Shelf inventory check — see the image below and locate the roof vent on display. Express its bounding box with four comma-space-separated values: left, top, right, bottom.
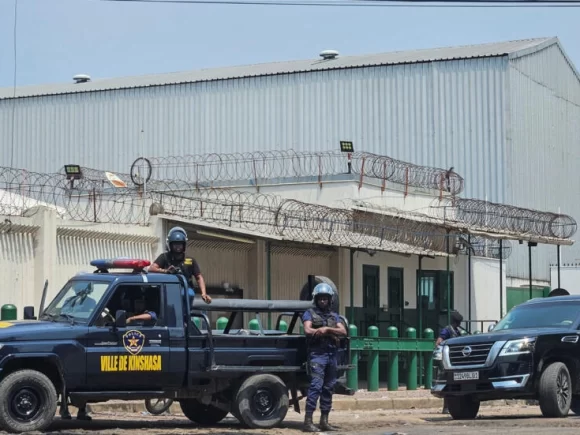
319, 49, 339, 60
73, 74, 91, 84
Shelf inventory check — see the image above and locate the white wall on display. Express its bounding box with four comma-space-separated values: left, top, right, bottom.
550, 266, 580, 294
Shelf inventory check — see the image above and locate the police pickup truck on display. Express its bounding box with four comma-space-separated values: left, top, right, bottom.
431, 295, 580, 420
0, 258, 353, 434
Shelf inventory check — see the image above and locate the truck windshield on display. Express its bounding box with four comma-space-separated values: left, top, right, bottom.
41, 280, 110, 323
493, 301, 580, 331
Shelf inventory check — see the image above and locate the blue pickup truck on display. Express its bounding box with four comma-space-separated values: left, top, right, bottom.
0, 258, 353, 433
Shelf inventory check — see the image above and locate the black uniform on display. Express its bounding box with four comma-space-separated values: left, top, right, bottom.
154, 252, 201, 287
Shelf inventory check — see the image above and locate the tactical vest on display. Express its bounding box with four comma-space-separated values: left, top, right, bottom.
307, 309, 338, 349
309, 308, 338, 329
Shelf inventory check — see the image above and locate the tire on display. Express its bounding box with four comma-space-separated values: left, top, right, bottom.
179, 399, 229, 425
447, 395, 480, 420
0, 369, 57, 433
538, 362, 572, 418
145, 398, 174, 415
300, 276, 340, 313
233, 374, 289, 429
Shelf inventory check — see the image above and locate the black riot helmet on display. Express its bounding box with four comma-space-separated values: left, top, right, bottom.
166, 227, 188, 257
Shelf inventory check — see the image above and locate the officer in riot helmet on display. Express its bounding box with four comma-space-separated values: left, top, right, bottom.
149, 227, 212, 304
301, 283, 347, 432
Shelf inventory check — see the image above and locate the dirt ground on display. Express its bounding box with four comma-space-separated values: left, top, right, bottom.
26, 404, 580, 434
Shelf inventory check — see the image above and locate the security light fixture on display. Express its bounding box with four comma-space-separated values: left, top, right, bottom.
339, 141, 354, 153
64, 164, 83, 188
340, 141, 354, 174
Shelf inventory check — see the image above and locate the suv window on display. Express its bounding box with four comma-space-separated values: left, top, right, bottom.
42, 280, 110, 323
494, 301, 580, 330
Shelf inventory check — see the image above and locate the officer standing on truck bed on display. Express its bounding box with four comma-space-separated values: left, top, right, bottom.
149, 227, 212, 304
436, 310, 464, 414
301, 283, 346, 432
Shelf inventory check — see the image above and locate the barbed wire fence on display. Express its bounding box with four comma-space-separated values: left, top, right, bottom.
130, 150, 465, 196
0, 163, 575, 259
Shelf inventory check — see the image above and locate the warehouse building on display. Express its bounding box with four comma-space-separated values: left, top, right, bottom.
0, 37, 578, 328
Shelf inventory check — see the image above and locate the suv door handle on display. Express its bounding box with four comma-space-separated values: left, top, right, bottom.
561, 336, 579, 343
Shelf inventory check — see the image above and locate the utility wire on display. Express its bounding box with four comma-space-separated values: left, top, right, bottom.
100, 0, 580, 7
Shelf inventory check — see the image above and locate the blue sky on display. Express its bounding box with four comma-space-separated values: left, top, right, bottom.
0, 0, 578, 88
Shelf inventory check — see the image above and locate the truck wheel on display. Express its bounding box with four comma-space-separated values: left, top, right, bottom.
0, 369, 57, 433
539, 362, 572, 417
179, 399, 229, 425
447, 396, 480, 420
234, 374, 289, 429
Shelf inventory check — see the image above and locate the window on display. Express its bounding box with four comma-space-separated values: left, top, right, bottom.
494, 301, 580, 331
94, 284, 164, 328
42, 280, 111, 323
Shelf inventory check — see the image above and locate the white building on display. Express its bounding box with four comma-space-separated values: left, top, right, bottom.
0, 37, 577, 334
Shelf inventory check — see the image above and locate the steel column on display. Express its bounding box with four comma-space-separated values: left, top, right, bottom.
499, 239, 503, 318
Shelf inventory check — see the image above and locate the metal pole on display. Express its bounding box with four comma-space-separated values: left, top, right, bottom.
467, 235, 472, 333
417, 255, 423, 386
557, 245, 561, 288
528, 242, 533, 300
350, 249, 355, 325
499, 239, 503, 318
446, 232, 451, 327
266, 241, 272, 329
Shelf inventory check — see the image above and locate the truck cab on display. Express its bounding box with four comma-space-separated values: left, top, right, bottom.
0, 258, 353, 433
431, 295, 580, 420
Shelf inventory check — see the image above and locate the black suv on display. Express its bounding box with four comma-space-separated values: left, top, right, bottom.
431, 295, 580, 419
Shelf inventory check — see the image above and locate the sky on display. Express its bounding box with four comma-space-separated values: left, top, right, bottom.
0, 0, 579, 88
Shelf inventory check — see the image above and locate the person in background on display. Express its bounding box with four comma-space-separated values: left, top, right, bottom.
436, 310, 464, 414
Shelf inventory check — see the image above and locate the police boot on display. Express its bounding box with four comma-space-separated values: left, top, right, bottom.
302, 414, 318, 432
319, 412, 339, 431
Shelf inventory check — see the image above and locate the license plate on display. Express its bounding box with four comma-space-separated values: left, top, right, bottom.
453, 371, 479, 381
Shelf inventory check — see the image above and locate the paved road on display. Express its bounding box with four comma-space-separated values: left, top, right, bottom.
32, 405, 580, 434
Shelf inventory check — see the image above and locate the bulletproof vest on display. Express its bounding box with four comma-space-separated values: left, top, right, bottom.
309, 309, 338, 329
307, 308, 338, 349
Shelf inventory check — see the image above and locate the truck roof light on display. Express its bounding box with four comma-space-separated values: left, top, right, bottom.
90, 258, 151, 271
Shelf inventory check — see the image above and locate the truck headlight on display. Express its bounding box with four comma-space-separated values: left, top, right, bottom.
433, 345, 443, 361
499, 338, 536, 356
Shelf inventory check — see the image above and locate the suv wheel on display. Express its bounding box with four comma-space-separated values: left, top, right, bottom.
0, 369, 57, 433
446, 395, 480, 420
538, 362, 572, 417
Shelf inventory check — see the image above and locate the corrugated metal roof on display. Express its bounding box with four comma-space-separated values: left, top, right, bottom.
0, 37, 557, 100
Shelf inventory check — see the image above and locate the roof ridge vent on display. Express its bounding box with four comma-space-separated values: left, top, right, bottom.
73, 74, 91, 84
319, 49, 339, 60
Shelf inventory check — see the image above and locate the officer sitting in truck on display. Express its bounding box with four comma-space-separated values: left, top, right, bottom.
301, 283, 346, 432
149, 227, 212, 304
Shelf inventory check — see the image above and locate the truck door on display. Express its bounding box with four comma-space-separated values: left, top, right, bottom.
86, 283, 170, 389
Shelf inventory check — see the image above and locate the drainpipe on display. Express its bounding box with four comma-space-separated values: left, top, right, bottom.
446, 231, 451, 327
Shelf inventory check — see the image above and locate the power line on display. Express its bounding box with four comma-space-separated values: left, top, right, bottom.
100, 0, 580, 7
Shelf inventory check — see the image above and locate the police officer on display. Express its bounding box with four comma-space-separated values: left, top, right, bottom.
301, 283, 346, 432
149, 227, 212, 304
436, 310, 464, 414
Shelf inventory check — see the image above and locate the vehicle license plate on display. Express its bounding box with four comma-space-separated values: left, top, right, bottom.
453, 371, 479, 381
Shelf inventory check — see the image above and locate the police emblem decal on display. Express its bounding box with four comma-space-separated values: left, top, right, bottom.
123, 330, 145, 355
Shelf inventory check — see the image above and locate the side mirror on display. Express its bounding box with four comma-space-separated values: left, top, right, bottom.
115, 310, 127, 328
23, 306, 36, 320
488, 323, 496, 332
